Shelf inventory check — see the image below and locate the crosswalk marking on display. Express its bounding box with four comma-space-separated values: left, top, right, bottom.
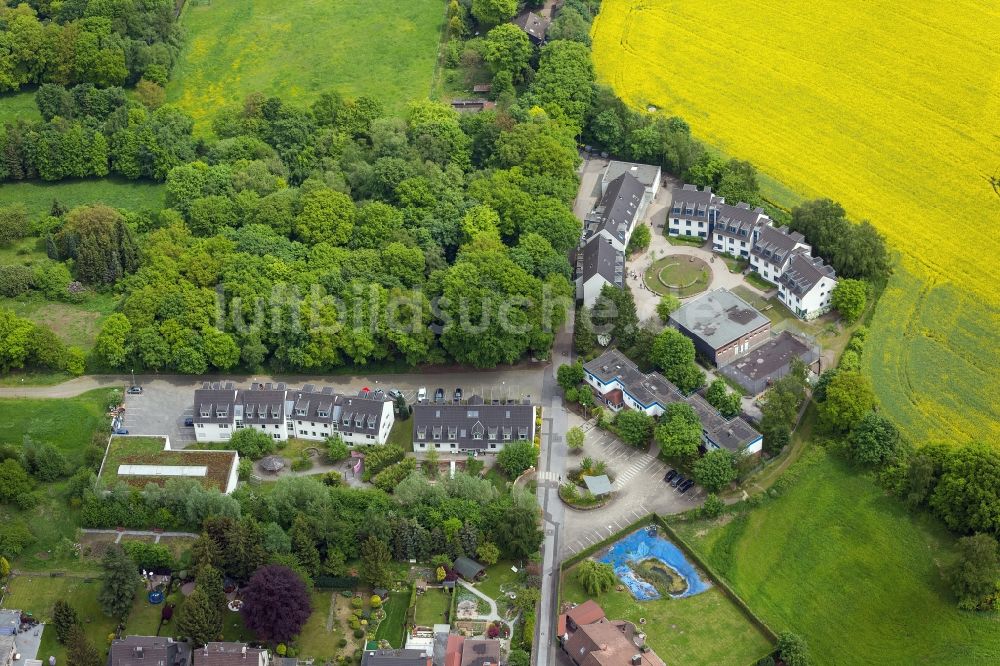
537, 471, 559, 482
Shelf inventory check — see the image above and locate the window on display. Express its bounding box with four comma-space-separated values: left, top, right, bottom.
272, 434, 280, 439
197, 423, 203, 429
220, 424, 229, 429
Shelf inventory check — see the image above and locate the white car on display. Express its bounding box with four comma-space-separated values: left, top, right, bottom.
417, 387, 427, 402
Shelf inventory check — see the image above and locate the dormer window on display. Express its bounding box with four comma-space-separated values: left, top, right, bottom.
447, 426, 457, 440
417, 427, 426, 440
503, 427, 512, 441
200, 404, 211, 418
216, 407, 228, 418
367, 415, 376, 429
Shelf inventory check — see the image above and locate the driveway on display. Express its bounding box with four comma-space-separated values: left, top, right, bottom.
558, 414, 704, 559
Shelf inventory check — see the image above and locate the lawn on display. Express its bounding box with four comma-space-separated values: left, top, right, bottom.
0, 90, 40, 125
0, 178, 165, 218
413, 587, 452, 626
0, 388, 113, 461
561, 563, 773, 664
4, 573, 118, 665
672, 448, 1000, 664
296, 591, 344, 661
642, 255, 711, 297
591, 0, 1000, 448
374, 591, 409, 648
167, 0, 447, 132
474, 561, 519, 602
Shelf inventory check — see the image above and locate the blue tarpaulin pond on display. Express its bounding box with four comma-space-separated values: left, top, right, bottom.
598, 527, 712, 600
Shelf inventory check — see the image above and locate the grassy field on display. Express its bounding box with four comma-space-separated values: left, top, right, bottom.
475, 561, 520, 602
591, 0, 1000, 446
561, 562, 773, 664
0, 90, 40, 125
672, 448, 1000, 664
0, 178, 165, 217
643, 255, 710, 297
0, 388, 112, 460
0, 292, 119, 351
4, 574, 119, 664
168, 0, 446, 132
296, 591, 345, 660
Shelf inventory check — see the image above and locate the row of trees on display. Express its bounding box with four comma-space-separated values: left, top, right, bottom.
0, 1, 179, 93
1, 97, 195, 181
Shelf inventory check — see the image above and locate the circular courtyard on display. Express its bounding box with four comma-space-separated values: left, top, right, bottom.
642, 255, 712, 297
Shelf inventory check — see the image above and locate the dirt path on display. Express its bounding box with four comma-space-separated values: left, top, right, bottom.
325, 592, 337, 632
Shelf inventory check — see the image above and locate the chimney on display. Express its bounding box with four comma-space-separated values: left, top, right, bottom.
631, 656, 641, 666
135, 647, 143, 659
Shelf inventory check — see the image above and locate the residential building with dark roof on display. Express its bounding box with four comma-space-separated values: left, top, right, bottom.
749, 225, 810, 284
108, 636, 190, 666
512, 10, 549, 44
584, 172, 645, 253
777, 252, 838, 319
412, 398, 536, 454
444, 637, 500, 666
558, 601, 664, 666
601, 161, 661, 222
667, 184, 722, 240
712, 202, 771, 257
360, 649, 429, 666
576, 237, 625, 308
583, 348, 763, 454
194, 643, 268, 666
669, 288, 771, 366
194, 383, 394, 445
192, 383, 239, 443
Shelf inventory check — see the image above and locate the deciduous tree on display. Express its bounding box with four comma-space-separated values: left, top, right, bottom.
654, 403, 701, 462
575, 559, 617, 596
692, 449, 737, 493
948, 533, 1000, 610
832, 279, 867, 324
497, 440, 537, 477
614, 410, 654, 448
241, 565, 313, 643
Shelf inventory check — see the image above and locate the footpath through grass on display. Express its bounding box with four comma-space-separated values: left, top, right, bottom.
168, 0, 446, 132
673, 448, 1000, 664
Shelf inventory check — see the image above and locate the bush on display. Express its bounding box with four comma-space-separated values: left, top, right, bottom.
0, 265, 34, 297
701, 494, 725, 518
20, 438, 68, 481
228, 428, 275, 460
496, 440, 537, 477
326, 435, 350, 462
353, 628, 364, 639
338, 639, 348, 648
122, 541, 174, 571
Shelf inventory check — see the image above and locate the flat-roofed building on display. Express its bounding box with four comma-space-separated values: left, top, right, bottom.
669, 288, 771, 366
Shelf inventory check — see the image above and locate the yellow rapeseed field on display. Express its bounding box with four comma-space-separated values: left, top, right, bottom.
592, 0, 1000, 445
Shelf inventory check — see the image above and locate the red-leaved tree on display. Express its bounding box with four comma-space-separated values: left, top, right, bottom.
240, 565, 312, 642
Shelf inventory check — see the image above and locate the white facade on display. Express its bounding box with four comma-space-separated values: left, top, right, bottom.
668, 215, 711, 239
713, 231, 757, 258
195, 421, 233, 442
291, 399, 394, 445
778, 274, 837, 320
749, 243, 809, 284
579, 273, 611, 309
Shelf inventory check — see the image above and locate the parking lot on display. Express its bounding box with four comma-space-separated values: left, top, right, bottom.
120, 367, 544, 449
559, 417, 704, 558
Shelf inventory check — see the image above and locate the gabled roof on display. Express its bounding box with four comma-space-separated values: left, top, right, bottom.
580, 238, 625, 286
714, 202, 769, 239
193, 387, 238, 424
567, 600, 606, 627
593, 173, 644, 243
513, 11, 549, 41
413, 403, 534, 451
108, 636, 189, 666
583, 348, 761, 452
458, 640, 500, 666
750, 225, 808, 266
670, 183, 721, 211
193, 642, 264, 666
779, 251, 837, 296
361, 650, 429, 666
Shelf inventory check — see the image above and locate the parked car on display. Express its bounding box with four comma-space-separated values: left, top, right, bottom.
417, 387, 427, 402
126, 386, 142, 395
671, 474, 685, 488
373, 388, 385, 400
453, 387, 463, 402
114, 428, 129, 435
434, 388, 445, 402
184, 417, 194, 427
387, 389, 403, 400
679, 479, 696, 494
664, 469, 677, 483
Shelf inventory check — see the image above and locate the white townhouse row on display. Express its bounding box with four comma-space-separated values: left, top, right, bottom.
669, 184, 838, 319
193, 381, 394, 445
583, 348, 763, 455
